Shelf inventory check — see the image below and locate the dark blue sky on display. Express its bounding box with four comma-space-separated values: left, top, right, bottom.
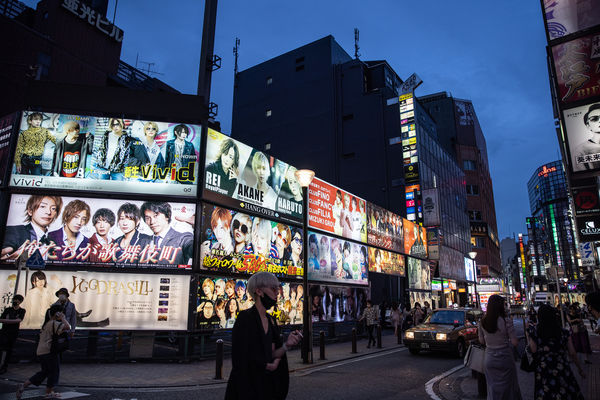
27, 0, 561, 241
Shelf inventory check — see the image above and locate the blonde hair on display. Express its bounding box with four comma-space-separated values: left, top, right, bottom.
247, 272, 279, 301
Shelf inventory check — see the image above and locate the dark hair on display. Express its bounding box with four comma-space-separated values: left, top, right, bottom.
584, 104, 600, 125
30, 271, 47, 288
118, 203, 141, 224
481, 294, 506, 333
48, 304, 63, 317
140, 202, 172, 223
93, 208, 116, 226
586, 291, 600, 313
12, 294, 24, 302
537, 304, 562, 342
366, 299, 373, 306
309, 234, 317, 247
173, 124, 190, 137
414, 302, 421, 309
26, 112, 43, 124
343, 241, 351, 253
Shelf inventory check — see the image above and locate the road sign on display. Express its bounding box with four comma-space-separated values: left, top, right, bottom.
25, 250, 45, 270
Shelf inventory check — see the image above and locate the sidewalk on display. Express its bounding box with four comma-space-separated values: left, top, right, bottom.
0, 332, 404, 389
437, 328, 600, 400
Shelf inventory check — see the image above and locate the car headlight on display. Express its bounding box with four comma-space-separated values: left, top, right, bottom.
405, 331, 414, 339
436, 333, 447, 341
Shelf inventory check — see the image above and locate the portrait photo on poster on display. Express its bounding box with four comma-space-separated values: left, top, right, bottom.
10, 111, 202, 196
199, 204, 304, 279
308, 284, 369, 322
0, 194, 195, 269
366, 202, 404, 252
564, 101, 600, 173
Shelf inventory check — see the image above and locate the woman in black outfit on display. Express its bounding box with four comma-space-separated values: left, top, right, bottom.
225, 272, 302, 400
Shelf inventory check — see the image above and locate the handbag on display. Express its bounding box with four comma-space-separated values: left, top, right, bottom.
520, 346, 537, 372
464, 343, 485, 373
50, 323, 69, 354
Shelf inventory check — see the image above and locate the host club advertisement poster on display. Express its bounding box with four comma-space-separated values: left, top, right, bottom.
203, 129, 303, 223
366, 202, 403, 252
1, 194, 195, 269
0, 269, 189, 330
407, 256, 431, 291
564, 101, 600, 173
308, 177, 367, 243
368, 247, 405, 276
200, 204, 303, 279
10, 111, 202, 196
404, 219, 428, 259
306, 231, 368, 286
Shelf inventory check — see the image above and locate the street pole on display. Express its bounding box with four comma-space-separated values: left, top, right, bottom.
551, 267, 566, 327
301, 185, 311, 364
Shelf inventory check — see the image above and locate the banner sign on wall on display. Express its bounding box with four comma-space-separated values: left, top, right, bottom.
199, 204, 303, 278
407, 256, 431, 290
367, 247, 405, 276
0, 269, 189, 330
309, 284, 369, 322
542, 0, 600, 41
306, 231, 368, 285
422, 188, 441, 226
564, 102, 600, 172
366, 202, 403, 252
0, 113, 18, 187
1, 194, 195, 269
196, 276, 303, 330
204, 129, 302, 223
576, 215, 600, 242
404, 219, 428, 259
464, 257, 477, 282
409, 290, 432, 309
10, 111, 202, 196
573, 186, 600, 215
308, 178, 367, 243
551, 32, 600, 104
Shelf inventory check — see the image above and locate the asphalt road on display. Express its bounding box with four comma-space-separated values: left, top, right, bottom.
0, 346, 463, 399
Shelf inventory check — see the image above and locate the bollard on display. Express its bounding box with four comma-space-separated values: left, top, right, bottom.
319, 331, 326, 360
351, 328, 357, 354
215, 339, 224, 380
397, 329, 402, 345
377, 324, 382, 348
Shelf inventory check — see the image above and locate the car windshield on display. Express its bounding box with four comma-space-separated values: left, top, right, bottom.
429, 310, 464, 325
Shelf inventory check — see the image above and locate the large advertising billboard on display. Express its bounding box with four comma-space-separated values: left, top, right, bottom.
10, 111, 202, 196
564, 101, 600, 172
551, 32, 600, 104
1, 194, 195, 269
366, 202, 403, 252
308, 178, 367, 243
199, 204, 303, 279
204, 129, 302, 222
195, 276, 303, 330
407, 256, 431, 290
0, 113, 18, 187
306, 231, 368, 285
543, 0, 600, 41
0, 269, 189, 330
367, 247, 405, 276
464, 257, 477, 282
309, 284, 369, 322
422, 188, 441, 227
404, 219, 428, 259
409, 290, 433, 309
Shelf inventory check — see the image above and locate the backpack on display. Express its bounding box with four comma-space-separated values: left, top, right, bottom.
50, 322, 69, 354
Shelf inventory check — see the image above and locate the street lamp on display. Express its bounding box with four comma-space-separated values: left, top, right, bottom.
295, 169, 314, 364
468, 251, 479, 308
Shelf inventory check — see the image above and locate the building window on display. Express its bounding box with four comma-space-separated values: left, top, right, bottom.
265, 109, 272, 117
295, 65, 305, 72
466, 184, 479, 195
36, 52, 51, 79
463, 160, 476, 170
342, 114, 354, 121
266, 76, 273, 85
474, 237, 486, 248
469, 210, 482, 221
295, 56, 305, 63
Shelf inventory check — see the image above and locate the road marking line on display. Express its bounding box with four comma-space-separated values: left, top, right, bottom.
425, 364, 465, 400
0, 390, 89, 399
294, 348, 407, 377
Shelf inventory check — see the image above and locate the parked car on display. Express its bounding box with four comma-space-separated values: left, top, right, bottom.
403, 308, 482, 357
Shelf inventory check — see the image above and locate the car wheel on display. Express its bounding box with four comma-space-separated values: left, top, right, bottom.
409, 347, 421, 355
455, 339, 466, 358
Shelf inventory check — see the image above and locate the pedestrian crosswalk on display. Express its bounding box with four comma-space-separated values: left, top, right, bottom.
0, 390, 89, 399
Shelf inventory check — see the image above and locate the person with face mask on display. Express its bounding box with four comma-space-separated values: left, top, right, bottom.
51, 288, 77, 337
0, 295, 25, 374
225, 272, 302, 400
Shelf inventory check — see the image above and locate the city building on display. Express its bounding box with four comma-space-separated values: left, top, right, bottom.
419, 93, 501, 278
231, 35, 471, 306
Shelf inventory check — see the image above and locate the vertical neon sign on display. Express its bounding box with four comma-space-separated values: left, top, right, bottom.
518, 233, 527, 291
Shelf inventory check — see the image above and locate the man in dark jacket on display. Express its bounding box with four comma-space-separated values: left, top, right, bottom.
0, 295, 25, 373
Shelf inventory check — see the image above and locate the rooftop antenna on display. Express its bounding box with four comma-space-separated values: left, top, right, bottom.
233, 37, 240, 77
354, 28, 360, 59
135, 54, 164, 76
112, 0, 118, 25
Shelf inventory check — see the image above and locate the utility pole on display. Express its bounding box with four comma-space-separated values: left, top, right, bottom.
197, 0, 221, 118
354, 28, 360, 59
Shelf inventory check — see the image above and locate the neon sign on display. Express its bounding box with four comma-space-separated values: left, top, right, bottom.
538, 165, 557, 177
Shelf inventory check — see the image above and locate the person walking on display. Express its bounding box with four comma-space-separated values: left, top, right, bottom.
390, 302, 402, 342
225, 272, 301, 400
0, 295, 25, 374
477, 294, 522, 400
567, 304, 592, 365
527, 304, 585, 399
359, 300, 378, 348
16, 304, 71, 399
52, 288, 77, 338
411, 302, 425, 326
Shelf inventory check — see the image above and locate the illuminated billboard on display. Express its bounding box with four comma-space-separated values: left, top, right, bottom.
0, 113, 18, 187
309, 284, 369, 322
306, 231, 368, 285
404, 219, 428, 259
563, 101, 600, 172
199, 204, 303, 279
0, 269, 189, 330
367, 247, 405, 276
407, 256, 431, 290
366, 202, 403, 252
203, 129, 302, 222
10, 111, 202, 195
542, 0, 600, 41
464, 257, 477, 282
308, 177, 367, 243
1, 194, 195, 269
195, 276, 303, 330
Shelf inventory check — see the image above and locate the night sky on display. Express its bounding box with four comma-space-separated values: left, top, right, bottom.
25, 0, 560, 242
